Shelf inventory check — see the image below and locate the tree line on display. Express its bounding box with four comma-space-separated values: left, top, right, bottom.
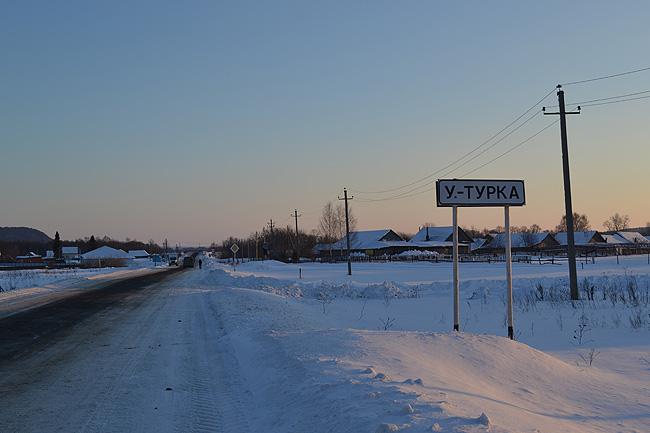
212, 200, 357, 261
212, 208, 646, 261
0, 233, 164, 262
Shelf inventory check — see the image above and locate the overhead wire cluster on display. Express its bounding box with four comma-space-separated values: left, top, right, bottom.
350, 87, 559, 203
348, 66, 650, 204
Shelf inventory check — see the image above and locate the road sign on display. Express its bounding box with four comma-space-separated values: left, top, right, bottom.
436, 179, 525, 207
230, 244, 239, 253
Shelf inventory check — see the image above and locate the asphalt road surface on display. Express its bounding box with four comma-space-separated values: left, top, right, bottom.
0, 268, 250, 433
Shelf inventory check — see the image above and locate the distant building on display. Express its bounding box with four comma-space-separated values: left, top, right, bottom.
46, 246, 81, 262
15, 252, 43, 264
81, 246, 135, 267
477, 232, 559, 254
408, 226, 473, 255
325, 230, 410, 257
128, 250, 150, 259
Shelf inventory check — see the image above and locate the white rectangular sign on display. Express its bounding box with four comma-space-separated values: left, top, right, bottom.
436, 179, 525, 207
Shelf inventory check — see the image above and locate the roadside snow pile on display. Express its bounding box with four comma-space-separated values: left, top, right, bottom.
0, 268, 89, 292
200, 267, 416, 300
396, 250, 439, 258
214, 281, 650, 433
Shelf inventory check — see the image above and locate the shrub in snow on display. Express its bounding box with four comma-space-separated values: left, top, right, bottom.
379, 316, 395, 331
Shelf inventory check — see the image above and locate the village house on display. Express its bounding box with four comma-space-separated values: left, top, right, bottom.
81, 246, 135, 268
476, 232, 559, 254
408, 226, 473, 255
322, 230, 410, 258
552, 231, 608, 255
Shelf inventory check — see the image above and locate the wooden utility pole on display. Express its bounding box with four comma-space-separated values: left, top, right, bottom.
268, 219, 276, 260
544, 85, 580, 300
338, 188, 353, 275
292, 209, 301, 262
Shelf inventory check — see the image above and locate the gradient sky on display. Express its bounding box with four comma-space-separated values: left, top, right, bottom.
2, 1, 649, 247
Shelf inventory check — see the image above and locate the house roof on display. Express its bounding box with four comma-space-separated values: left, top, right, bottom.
471, 238, 489, 250
81, 246, 135, 259
331, 230, 408, 251
554, 231, 604, 245
409, 226, 472, 246
16, 252, 41, 259
613, 231, 650, 244
410, 226, 456, 243
483, 232, 558, 249
602, 235, 624, 244
128, 250, 150, 257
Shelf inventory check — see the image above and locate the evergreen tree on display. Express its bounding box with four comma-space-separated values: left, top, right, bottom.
53, 231, 62, 259
88, 235, 97, 251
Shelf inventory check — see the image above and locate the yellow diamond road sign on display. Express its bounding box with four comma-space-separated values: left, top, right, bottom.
230, 244, 239, 253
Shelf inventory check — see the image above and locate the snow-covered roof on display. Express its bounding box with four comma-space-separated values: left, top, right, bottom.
602, 235, 624, 244
128, 250, 150, 258
410, 226, 454, 243
613, 231, 650, 244
81, 246, 135, 259
409, 226, 473, 244
554, 231, 604, 245
331, 230, 408, 251
16, 252, 41, 259
484, 232, 557, 249
471, 238, 489, 250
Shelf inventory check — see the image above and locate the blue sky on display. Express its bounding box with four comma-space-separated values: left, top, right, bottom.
2, 1, 649, 246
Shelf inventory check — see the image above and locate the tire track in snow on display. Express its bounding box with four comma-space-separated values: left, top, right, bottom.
174, 285, 251, 433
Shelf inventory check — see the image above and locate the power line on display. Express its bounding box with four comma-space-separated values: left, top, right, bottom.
355, 103, 549, 202
349, 87, 557, 195
439, 108, 542, 179
459, 119, 558, 178
562, 66, 650, 86
545, 89, 650, 109
355, 119, 560, 203
580, 94, 650, 107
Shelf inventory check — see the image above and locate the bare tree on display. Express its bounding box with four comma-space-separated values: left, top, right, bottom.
318, 201, 357, 257
603, 213, 630, 232
521, 232, 539, 249
555, 213, 591, 233
318, 201, 338, 257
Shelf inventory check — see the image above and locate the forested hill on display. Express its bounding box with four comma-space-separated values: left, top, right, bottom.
0, 227, 52, 243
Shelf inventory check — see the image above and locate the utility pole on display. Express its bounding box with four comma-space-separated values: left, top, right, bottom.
292, 209, 301, 262
544, 85, 581, 300
268, 219, 276, 260
338, 188, 353, 276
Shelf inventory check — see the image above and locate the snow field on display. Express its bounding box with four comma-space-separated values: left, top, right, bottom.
192, 257, 650, 432
2, 256, 649, 431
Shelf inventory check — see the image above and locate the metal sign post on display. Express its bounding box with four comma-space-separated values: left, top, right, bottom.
452, 206, 459, 332
230, 244, 239, 271
437, 179, 525, 340
505, 206, 514, 340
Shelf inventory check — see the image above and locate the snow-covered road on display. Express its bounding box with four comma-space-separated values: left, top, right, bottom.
0, 269, 251, 432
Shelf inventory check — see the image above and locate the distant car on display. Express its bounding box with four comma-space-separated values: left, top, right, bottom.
169, 258, 177, 266
182, 256, 195, 268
